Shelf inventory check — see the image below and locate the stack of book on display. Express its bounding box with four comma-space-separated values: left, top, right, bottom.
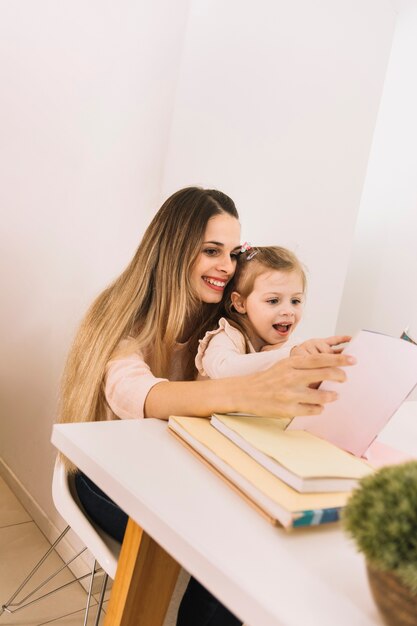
168, 330, 417, 529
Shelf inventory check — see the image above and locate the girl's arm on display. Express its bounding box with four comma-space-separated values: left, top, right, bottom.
199, 330, 296, 378
144, 352, 355, 420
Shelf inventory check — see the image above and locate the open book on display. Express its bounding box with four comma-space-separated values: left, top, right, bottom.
287, 329, 417, 456
169, 415, 350, 529
211, 413, 372, 492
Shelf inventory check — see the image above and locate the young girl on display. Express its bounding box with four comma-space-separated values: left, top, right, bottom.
196, 245, 350, 379
59, 188, 354, 626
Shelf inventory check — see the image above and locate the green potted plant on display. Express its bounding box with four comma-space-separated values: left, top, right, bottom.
343, 461, 417, 626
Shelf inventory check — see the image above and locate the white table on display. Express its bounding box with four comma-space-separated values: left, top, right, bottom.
51, 401, 417, 626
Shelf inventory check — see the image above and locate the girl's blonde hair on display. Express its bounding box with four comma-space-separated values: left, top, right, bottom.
59, 187, 238, 429
224, 246, 306, 352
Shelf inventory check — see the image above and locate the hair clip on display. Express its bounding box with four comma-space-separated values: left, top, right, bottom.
240, 242, 258, 260
240, 241, 253, 253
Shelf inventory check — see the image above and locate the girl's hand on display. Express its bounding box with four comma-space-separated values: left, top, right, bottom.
290, 335, 351, 356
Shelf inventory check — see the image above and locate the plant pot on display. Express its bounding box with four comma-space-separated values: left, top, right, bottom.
366, 563, 417, 626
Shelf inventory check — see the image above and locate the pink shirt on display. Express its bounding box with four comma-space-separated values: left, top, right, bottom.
195, 317, 300, 379
104, 338, 189, 420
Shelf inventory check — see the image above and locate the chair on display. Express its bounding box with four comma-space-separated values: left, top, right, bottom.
0, 458, 121, 625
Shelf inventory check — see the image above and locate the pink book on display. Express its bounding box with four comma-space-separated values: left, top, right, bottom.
286, 330, 417, 457
363, 440, 412, 469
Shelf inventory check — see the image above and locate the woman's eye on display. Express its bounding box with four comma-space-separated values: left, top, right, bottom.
203, 248, 219, 256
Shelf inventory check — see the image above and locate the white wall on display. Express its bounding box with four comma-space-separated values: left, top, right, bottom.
0, 0, 190, 528
0, 1, 400, 537
162, 0, 395, 338
336, 0, 417, 339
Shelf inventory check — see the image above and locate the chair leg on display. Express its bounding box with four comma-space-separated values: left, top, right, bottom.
93, 571, 109, 626
83, 559, 98, 626
0, 525, 91, 615
0, 524, 110, 625
0, 525, 71, 615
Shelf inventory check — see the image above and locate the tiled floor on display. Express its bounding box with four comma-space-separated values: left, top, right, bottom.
0, 476, 189, 626
0, 476, 106, 625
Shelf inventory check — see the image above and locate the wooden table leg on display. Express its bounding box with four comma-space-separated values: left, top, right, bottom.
104, 517, 181, 626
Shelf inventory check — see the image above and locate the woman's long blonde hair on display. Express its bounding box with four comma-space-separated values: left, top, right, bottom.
224, 246, 306, 352
59, 187, 238, 427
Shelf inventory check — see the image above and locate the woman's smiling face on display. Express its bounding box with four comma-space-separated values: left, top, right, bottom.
191, 212, 241, 304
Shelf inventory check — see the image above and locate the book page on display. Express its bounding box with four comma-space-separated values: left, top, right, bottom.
287, 330, 417, 456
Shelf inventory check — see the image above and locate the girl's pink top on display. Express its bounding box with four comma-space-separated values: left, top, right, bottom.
195, 317, 300, 379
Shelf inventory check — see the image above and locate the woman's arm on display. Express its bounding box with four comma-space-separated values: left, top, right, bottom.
145, 352, 355, 420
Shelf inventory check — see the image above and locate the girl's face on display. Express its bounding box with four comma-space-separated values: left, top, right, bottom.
232, 269, 304, 350
191, 213, 241, 304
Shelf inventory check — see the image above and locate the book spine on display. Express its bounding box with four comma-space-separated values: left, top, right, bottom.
293, 507, 343, 528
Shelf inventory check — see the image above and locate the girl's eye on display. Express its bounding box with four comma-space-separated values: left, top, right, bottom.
291, 299, 302, 305
267, 298, 279, 305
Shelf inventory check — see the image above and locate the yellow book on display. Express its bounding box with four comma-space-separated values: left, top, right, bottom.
168, 416, 352, 529
211, 413, 372, 493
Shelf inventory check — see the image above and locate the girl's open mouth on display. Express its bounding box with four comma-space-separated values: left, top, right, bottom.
273, 323, 292, 336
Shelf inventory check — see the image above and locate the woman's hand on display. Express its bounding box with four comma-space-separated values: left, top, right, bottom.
290, 335, 351, 356
241, 352, 356, 419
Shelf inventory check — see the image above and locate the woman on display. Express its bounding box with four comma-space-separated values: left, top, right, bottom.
59, 186, 353, 625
